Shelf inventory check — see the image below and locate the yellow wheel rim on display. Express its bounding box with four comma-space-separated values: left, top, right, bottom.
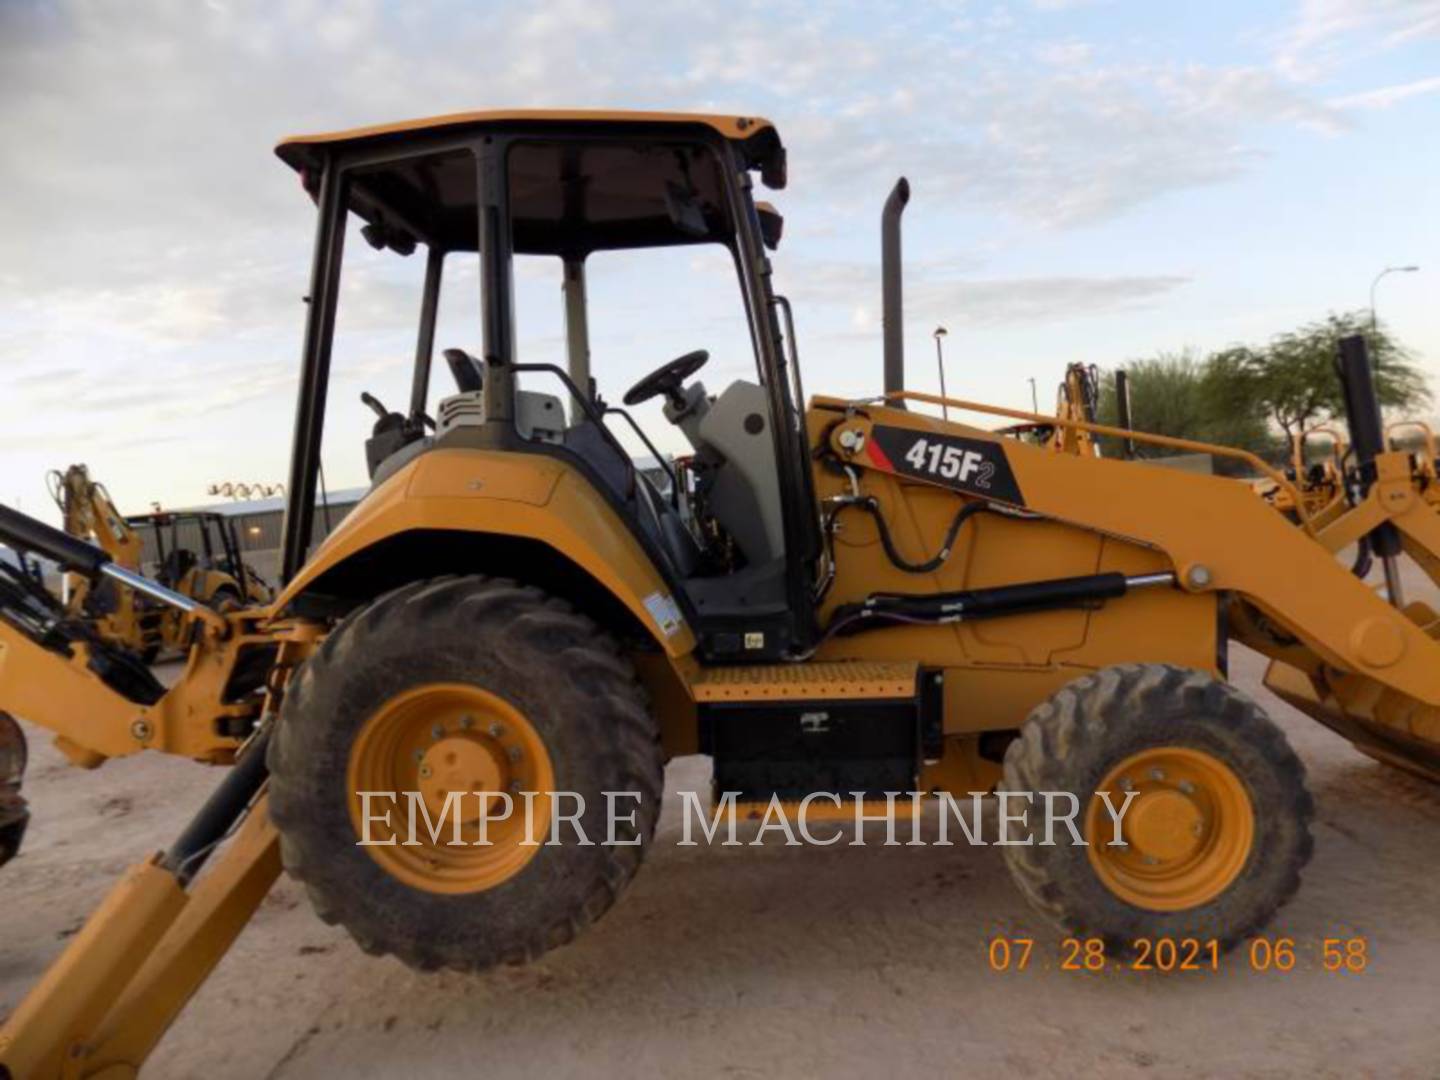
1085, 747, 1253, 912
346, 683, 554, 895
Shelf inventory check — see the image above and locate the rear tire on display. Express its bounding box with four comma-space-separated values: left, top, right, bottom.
1001, 663, 1313, 953
268, 575, 663, 972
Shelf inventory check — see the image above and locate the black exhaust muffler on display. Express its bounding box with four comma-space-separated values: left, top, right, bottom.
882, 177, 910, 407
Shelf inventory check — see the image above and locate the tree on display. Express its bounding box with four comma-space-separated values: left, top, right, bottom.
1197, 345, 1272, 451
1096, 350, 1271, 459
1095, 310, 1429, 469
1249, 311, 1429, 442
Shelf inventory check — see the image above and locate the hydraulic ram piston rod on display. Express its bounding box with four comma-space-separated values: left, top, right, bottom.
100, 563, 202, 615
0, 502, 226, 632
827, 571, 1178, 640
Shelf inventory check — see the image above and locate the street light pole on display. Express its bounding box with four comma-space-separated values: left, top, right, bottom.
1027, 377, 1039, 414
1370, 265, 1419, 332
933, 327, 949, 421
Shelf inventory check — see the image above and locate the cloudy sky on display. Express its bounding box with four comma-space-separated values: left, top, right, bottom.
2, 0, 1437, 522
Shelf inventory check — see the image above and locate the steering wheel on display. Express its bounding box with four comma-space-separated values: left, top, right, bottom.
623, 349, 709, 408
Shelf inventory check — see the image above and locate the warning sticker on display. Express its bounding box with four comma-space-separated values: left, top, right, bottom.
642, 591, 685, 637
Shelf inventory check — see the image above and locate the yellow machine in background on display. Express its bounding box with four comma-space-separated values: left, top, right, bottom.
993, 362, 1104, 456
1253, 427, 1348, 524
46, 466, 271, 660
1049, 362, 1103, 456
1387, 420, 1440, 500
126, 510, 273, 649
46, 465, 158, 657
4, 110, 1440, 1075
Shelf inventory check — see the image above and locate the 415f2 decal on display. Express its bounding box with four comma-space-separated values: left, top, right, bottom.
865, 425, 1026, 506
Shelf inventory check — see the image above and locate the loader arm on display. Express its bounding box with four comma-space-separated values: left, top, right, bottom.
823, 397, 1440, 715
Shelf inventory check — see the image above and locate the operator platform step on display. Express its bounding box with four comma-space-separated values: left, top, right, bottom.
689, 660, 920, 703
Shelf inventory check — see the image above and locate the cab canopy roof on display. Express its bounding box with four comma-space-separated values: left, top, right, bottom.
275, 109, 785, 257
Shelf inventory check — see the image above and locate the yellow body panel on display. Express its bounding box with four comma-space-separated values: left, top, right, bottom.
822, 402, 1440, 714
809, 405, 1217, 738
274, 448, 697, 658
277, 108, 775, 160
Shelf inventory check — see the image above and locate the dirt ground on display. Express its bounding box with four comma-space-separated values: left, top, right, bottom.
5, 637, 1440, 1077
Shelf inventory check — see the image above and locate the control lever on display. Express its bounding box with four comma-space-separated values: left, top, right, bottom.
361, 391, 389, 420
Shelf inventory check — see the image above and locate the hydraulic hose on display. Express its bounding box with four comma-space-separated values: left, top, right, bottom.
827, 495, 989, 575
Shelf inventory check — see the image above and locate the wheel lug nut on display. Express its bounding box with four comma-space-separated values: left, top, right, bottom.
1118, 777, 1134, 792
1142, 855, 1158, 866
489, 723, 504, 738
1149, 767, 1165, 782
413, 750, 425, 762
419, 764, 433, 779
508, 747, 522, 762
460, 714, 474, 729
431, 724, 444, 739
1178, 780, 1195, 794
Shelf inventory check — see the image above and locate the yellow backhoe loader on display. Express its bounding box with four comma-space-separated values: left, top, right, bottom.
1252, 427, 1348, 524
125, 509, 273, 646
994, 361, 1104, 456
45, 465, 162, 659
5, 109, 1440, 1076
45, 466, 271, 660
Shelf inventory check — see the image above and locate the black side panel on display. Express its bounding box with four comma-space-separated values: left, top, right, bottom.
701, 697, 920, 800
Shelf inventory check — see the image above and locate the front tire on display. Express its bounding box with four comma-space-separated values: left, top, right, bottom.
1001, 663, 1313, 953
268, 575, 663, 972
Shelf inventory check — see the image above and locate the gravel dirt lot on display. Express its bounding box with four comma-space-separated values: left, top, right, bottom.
4, 634, 1440, 1077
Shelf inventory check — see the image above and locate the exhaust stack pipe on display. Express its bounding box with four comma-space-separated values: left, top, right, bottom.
882, 177, 910, 407
1115, 369, 1136, 459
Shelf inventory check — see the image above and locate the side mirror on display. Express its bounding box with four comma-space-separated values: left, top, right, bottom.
360, 219, 417, 257
756, 201, 784, 250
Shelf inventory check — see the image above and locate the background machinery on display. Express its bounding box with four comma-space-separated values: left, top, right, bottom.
46, 466, 271, 660
3, 109, 1440, 1074
126, 509, 272, 648
46, 465, 160, 659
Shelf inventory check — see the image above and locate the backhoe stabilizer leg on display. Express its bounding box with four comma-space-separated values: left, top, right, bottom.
0, 738, 276, 1079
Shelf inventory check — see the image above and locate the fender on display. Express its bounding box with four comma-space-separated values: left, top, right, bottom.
273, 448, 697, 657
